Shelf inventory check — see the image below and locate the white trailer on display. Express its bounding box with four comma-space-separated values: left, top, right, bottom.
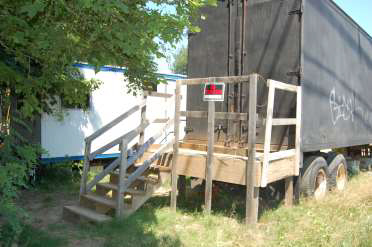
41, 64, 186, 163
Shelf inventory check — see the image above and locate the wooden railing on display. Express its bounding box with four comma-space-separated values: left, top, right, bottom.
79, 91, 177, 217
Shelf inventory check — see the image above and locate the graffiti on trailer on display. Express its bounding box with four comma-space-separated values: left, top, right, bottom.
329, 88, 354, 125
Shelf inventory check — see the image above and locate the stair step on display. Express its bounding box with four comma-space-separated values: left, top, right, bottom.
97, 183, 146, 195
63, 205, 112, 223
82, 193, 117, 208
110, 173, 159, 184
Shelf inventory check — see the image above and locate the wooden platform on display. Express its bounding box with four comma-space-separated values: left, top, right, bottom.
145, 143, 296, 187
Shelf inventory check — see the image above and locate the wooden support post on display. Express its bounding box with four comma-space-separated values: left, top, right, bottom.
295, 87, 302, 176
205, 101, 215, 214
246, 74, 259, 225
261, 80, 275, 187
117, 140, 128, 217
79, 141, 91, 197
171, 81, 181, 211
139, 95, 147, 147
284, 176, 293, 207
294, 173, 301, 205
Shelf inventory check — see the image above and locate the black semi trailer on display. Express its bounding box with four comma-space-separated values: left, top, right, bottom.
186, 0, 371, 197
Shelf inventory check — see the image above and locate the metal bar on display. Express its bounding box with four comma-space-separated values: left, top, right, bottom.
272, 118, 297, 126
85, 100, 145, 142
205, 101, 215, 214
171, 81, 181, 211
246, 74, 259, 225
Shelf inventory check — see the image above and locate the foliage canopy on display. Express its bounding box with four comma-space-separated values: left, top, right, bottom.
170, 45, 188, 75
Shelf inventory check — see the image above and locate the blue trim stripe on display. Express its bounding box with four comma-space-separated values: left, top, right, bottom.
41, 153, 120, 164
73, 64, 186, 82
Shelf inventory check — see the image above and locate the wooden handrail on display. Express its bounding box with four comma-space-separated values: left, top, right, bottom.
85, 100, 146, 142
89, 120, 149, 160
181, 111, 248, 121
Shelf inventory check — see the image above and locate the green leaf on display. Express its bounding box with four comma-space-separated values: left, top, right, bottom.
20, 1, 46, 18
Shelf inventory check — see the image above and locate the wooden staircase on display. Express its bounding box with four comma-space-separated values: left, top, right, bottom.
63, 92, 176, 223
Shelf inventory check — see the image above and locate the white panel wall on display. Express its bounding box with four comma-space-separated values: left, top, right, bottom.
41, 67, 186, 159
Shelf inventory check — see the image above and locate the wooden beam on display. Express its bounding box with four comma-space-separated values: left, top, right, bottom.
285, 176, 294, 207
267, 149, 296, 161
246, 74, 259, 225
181, 111, 248, 121
117, 140, 128, 217
85, 101, 145, 142
139, 96, 147, 147
295, 87, 302, 175
171, 81, 181, 211
153, 118, 169, 123
144, 91, 173, 98
79, 141, 91, 197
178, 148, 251, 161
272, 118, 297, 126
179, 75, 253, 85
261, 81, 275, 187
268, 79, 298, 93
205, 101, 215, 214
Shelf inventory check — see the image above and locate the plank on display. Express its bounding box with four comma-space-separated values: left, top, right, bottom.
261, 82, 275, 187
86, 158, 120, 192
79, 141, 91, 196
268, 149, 296, 161
285, 177, 294, 207
181, 111, 248, 121
268, 79, 298, 93
179, 75, 252, 85
144, 91, 173, 98
89, 120, 149, 160
246, 74, 259, 225
85, 100, 145, 142
272, 118, 297, 126
295, 86, 302, 175
117, 140, 128, 217
178, 148, 252, 160
63, 205, 111, 223
139, 96, 147, 147
171, 81, 181, 211
82, 193, 116, 208
205, 101, 215, 213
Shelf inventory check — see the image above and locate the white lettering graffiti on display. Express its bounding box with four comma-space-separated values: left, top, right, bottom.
329, 88, 354, 125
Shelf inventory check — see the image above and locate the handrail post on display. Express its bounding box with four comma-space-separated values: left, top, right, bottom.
246, 74, 259, 224
80, 140, 92, 197
139, 95, 147, 148
171, 81, 181, 211
205, 101, 215, 214
117, 139, 128, 217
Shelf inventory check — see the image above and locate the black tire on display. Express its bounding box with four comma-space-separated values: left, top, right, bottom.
327, 154, 348, 191
326, 152, 338, 165
301, 156, 329, 199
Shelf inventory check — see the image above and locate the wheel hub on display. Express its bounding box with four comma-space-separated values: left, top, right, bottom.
336, 163, 347, 191
314, 169, 327, 200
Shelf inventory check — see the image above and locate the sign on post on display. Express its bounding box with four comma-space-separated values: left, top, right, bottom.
203, 83, 225, 102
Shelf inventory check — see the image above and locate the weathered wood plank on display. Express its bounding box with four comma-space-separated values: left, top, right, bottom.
80, 141, 91, 196
246, 74, 259, 225
205, 101, 215, 214
268, 79, 298, 93
144, 91, 173, 98
171, 81, 181, 211
295, 86, 302, 175
116, 140, 128, 217
261, 82, 275, 187
181, 111, 248, 121
85, 101, 145, 142
139, 96, 147, 147
89, 120, 149, 160
268, 149, 296, 161
179, 75, 252, 85
272, 118, 297, 126
285, 176, 294, 207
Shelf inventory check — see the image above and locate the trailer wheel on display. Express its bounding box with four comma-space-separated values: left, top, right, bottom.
301, 156, 329, 200
327, 154, 348, 191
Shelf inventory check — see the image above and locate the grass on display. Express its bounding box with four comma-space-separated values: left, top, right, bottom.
19, 164, 372, 247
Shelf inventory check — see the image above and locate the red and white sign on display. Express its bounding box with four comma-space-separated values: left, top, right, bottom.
203, 83, 225, 101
